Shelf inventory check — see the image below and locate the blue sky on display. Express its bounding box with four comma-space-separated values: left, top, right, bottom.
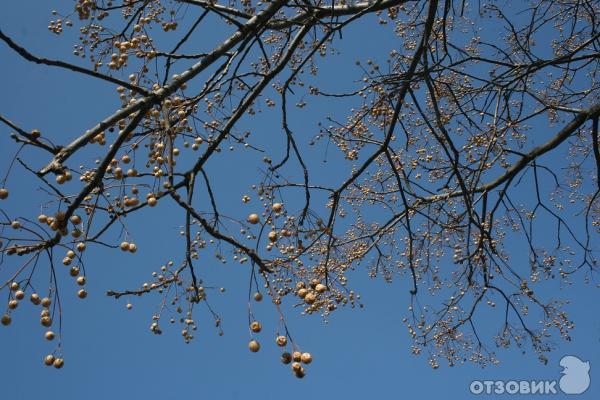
0, 1, 598, 399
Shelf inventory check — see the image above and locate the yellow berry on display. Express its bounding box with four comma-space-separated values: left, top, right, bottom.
291, 361, 302, 372
315, 284, 327, 293
304, 292, 317, 304
276, 335, 287, 347
250, 321, 262, 333
44, 355, 55, 366
30, 293, 40, 305
1, 314, 11, 326
301, 352, 312, 364
248, 340, 260, 352
53, 358, 64, 369
281, 352, 292, 364
268, 231, 278, 242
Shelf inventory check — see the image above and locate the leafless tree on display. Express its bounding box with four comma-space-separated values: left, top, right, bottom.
1, 0, 599, 376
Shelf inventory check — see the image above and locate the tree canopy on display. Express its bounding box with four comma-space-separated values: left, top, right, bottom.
1, 0, 599, 377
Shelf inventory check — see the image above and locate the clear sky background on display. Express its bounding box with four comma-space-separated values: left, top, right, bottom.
0, 1, 598, 399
